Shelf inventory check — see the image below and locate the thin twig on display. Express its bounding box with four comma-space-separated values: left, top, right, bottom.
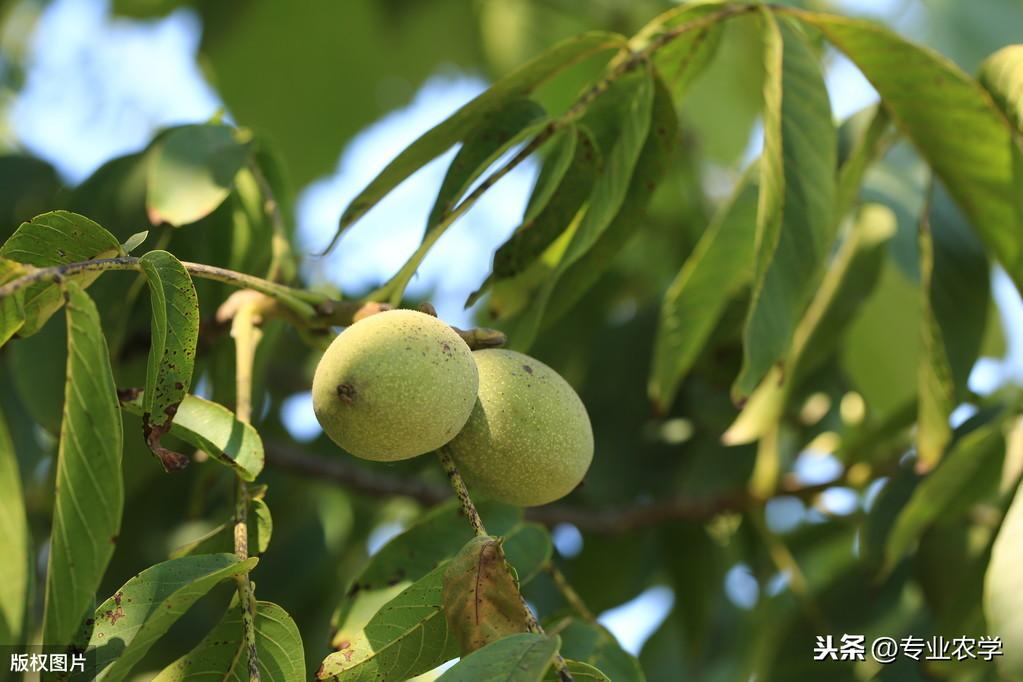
231, 301, 264, 682
545, 562, 595, 621
265, 442, 855, 533
437, 448, 488, 537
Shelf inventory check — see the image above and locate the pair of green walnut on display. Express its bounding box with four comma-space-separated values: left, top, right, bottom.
311, 309, 594, 506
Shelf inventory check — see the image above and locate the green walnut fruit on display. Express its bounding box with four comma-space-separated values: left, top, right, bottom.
447, 349, 593, 506
312, 309, 479, 461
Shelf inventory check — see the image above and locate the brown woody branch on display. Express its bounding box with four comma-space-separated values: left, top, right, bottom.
264, 442, 847, 534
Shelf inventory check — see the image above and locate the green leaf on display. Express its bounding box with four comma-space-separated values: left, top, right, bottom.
170, 498, 273, 559
42, 283, 124, 648
75, 554, 257, 682
437, 633, 559, 682
648, 174, 759, 412
884, 419, 1005, 576
724, 203, 896, 445
146, 124, 251, 226
979, 44, 1023, 133
985, 479, 1023, 679
735, 13, 837, 397
631, 2, 728, 92
501, 522, 552, 585
122, 230, 148, 253
376, 99, 550, 303
139, 250, 200, 472
443, 536, 530, 655
317, 563, 459, 681
543, 661, 611, 682
0, 211, 124, 337
122, 393, 264, 481
0, 405, 29, 645
324, 31, 627, 253
505, 65, 657, 350
917, 183, 991, 468
342, 499, 522, 598
153, 598, 304, 682
475, 125, 600, 306
835, 105, 892, 218
0, 257, 29, 347
550, 617, 645, 682
795, 11, 1023, 294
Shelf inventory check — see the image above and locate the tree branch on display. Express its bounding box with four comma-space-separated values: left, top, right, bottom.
264, 442, 849, 534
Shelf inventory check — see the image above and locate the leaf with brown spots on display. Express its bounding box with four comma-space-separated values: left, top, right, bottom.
0, 211, 124, 337
75, 553, 256, 682
442, 536, 530, 655
139, 250, 199, 472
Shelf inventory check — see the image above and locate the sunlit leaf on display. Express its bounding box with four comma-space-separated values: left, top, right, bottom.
139, 250, 200, 471
437, 633, 559, 682
0, 405, 29, 645
317, 564, 458, 681
170, 498, 272, 559
146, 124, 251, 227
794, 10, 1023, 294
917, 183, 991, 468
325, 31, 628, 253
153, 598, 304, 682
978, 44, 1023, 133
735, 12, 837, 398
0, 211, 124, 337
724, 203, 896, 445
74, 554, 257, 682
985, 478, 1023, 679
122, 393, 264, 481
42, 283, 124, 648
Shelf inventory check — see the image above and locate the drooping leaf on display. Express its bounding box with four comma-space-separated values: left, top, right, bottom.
549, 617, 645, 682
0, 405, 29, 645
724, 203, 896, 445
436, 633, 559, 682
74, 554, 257, 682
443, 536, 530, 655
153, 598, 304, 682
542, 661, 611, 682
631, 2, 728, 92
139, 250, 200, 472
476, 124, 599, 303
325, 31, 627, 253
42, 283, 124, 648
146, 124, 251, 227
376, 99, 550, 303
735, 13, 837, 397
121, 393, 264, 481
0, 211, 124, 337
979, 44, 1023, 133
649, 174, 758, 412
985, 479, 1023, 679
317, 564, 459, 681
794, 10, 1023, 293
835, 105, 892, 218
884, 417, 1005, 576
503, 64, 656, 350
170, 498, 273, 559
917, 183, 991, 468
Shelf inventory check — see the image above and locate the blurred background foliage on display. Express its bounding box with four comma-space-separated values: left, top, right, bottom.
1, 0, 1022, 681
